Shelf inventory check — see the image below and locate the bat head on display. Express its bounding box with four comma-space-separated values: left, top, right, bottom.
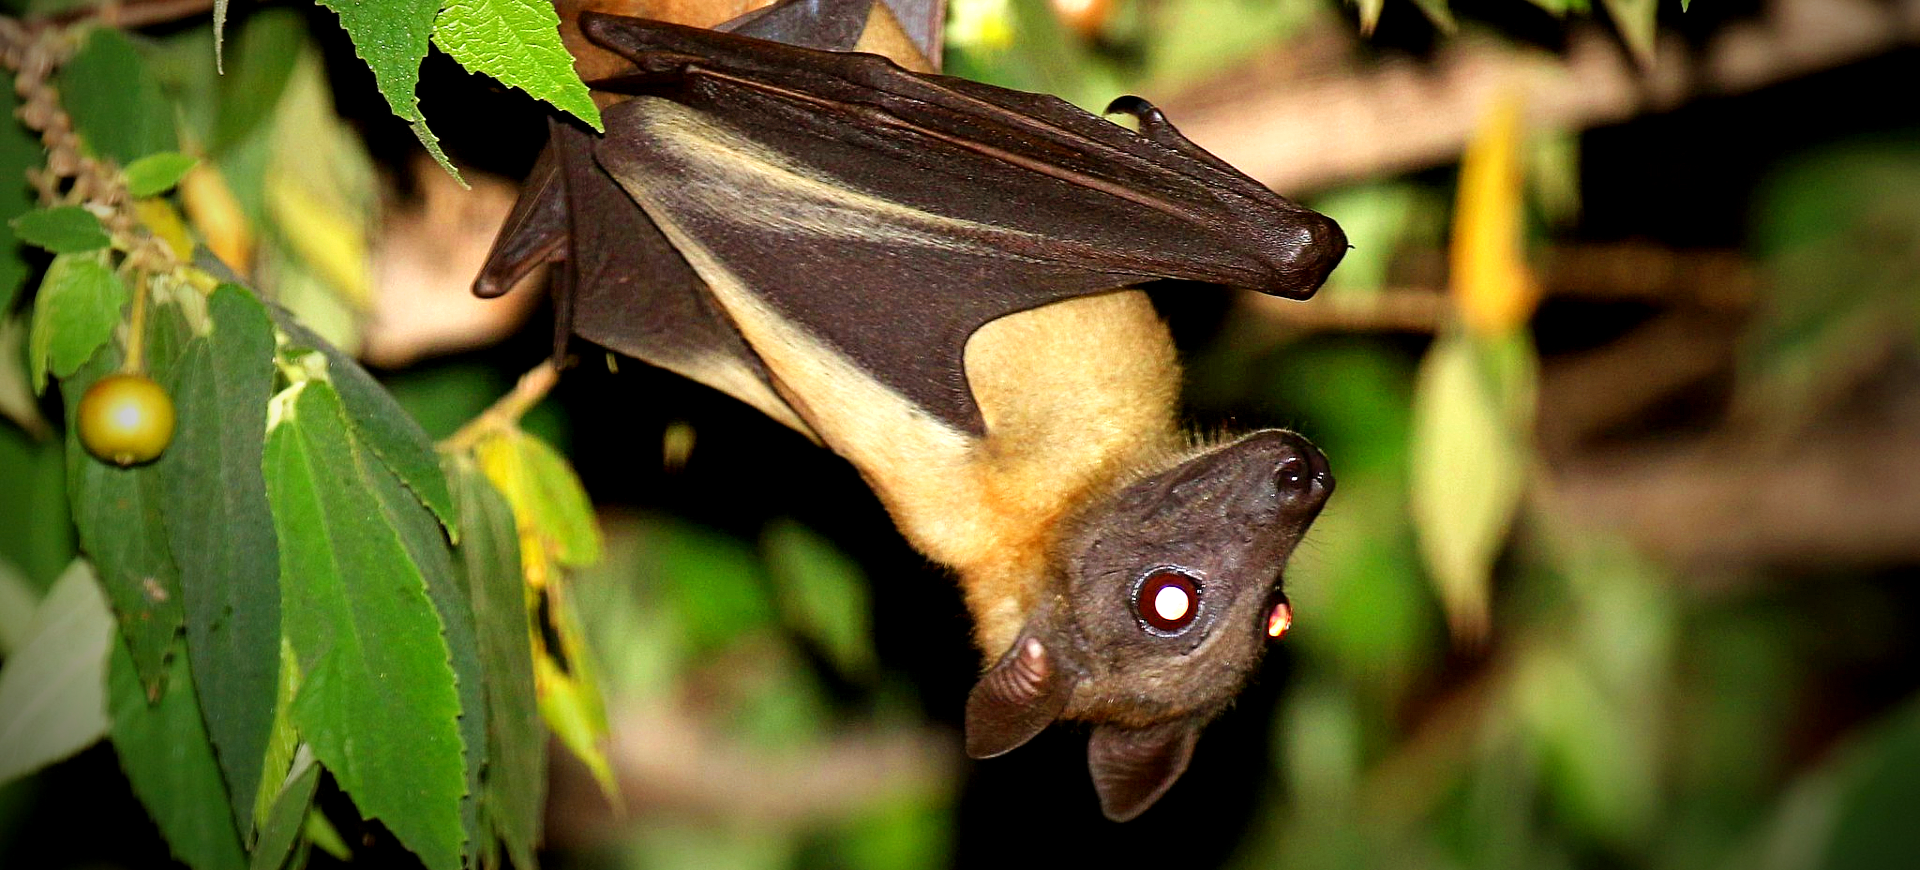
963, 429, 1332, 821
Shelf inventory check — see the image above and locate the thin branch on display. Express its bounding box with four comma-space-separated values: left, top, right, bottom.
442, 359, 562, 452
1165, 0, 1920, 193
1238, 243, 1754, 334
43, 0, 215, 30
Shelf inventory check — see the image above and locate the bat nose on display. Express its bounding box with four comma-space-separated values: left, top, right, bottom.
1270, 431, 1333, 506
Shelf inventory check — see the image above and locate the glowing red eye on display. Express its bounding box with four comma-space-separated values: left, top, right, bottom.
1137, 570, 1199, 632
1265, 595, 1294, 641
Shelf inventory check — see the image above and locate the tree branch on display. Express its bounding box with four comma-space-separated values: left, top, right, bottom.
1164, 0, 1920, 193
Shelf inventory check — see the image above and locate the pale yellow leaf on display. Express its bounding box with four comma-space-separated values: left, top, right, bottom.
179, 165, 253, 276
1407, 330, 1537, 643
1451, 95, 1539, 334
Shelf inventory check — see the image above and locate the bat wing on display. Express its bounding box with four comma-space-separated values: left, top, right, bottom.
575, 14, 1344, 435
475, 1, 925, 436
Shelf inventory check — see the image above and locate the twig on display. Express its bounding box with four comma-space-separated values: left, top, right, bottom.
1237, 244, 1753, 334
2, 17, 179, 273
44, 0, 216, 30
441, 358, 562, 451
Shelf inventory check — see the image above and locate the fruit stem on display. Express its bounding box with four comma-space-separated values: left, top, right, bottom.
122, 269, 150, 375
442, 359, 561, 453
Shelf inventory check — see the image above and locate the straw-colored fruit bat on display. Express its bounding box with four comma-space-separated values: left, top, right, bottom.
475, 0, 1343, 820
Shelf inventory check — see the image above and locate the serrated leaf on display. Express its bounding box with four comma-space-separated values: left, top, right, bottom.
432, 0, 603, 131
108, 640, 246, 870
449, 458, 545, 870
249, 746, 321, 870
536, 578, 618, 806
63, 347, 185, 697
475, 428, 601, 567
58, 27, 178, 163
317, 0, 464, 183
0, 560, 112, 787
268, 308, 460, 537
1407, 329, 1536, 643
10, 206, 110, 253
27, 253, 127, 392
264, 380, 466, 870
363, 433, 485, 865
124, 152, 199, 198
764, 520, 875, 678
156, 284, 281, 832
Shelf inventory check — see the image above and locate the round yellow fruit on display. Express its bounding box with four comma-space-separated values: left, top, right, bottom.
78, 373, 176, 466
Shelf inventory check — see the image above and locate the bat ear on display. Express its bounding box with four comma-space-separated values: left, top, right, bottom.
1086, 720, 1200, 822
964, 635, 1074, 759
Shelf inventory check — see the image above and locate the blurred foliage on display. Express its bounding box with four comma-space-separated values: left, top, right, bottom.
1, 1, 1919, 870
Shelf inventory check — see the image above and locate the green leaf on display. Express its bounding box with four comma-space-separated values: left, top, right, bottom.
58, 27, 178, 163
269, 309, 461, 539
212, 9, 306, 156
0, 560, 112, 787
249, 746, 322, 870
0, 84, 40, 313
536, 580, 619, 807
264, 379, 466, 870
156, 285, 281, 832
10, 206, 109, 253
0, 558, 36, 655
108, 640, 246, 870
364, 433, 485, 865
1812, 697, 1920, 869
1602, 0, 1658, 67
476, 428, 600, 567
63, 348, 185, 697
658, 522, 774, 655
449, 458, 544, 870
763, 520, 875, 678
249, 636, 302, 837
316, 0, 463, 182
124, 152, 199, 198
1407, 329, 1536, 642
433, 0, 603, 131
0, 422, 75, 590
27, 253, 127, 392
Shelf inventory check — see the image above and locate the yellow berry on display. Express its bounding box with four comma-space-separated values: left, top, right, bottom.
78, 373, 176, 466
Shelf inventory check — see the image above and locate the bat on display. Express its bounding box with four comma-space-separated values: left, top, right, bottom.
473, 0, 1343, 821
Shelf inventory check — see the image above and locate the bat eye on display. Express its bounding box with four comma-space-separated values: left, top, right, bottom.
1264, 593, 1294, 641
1136, 569, 1200, 633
